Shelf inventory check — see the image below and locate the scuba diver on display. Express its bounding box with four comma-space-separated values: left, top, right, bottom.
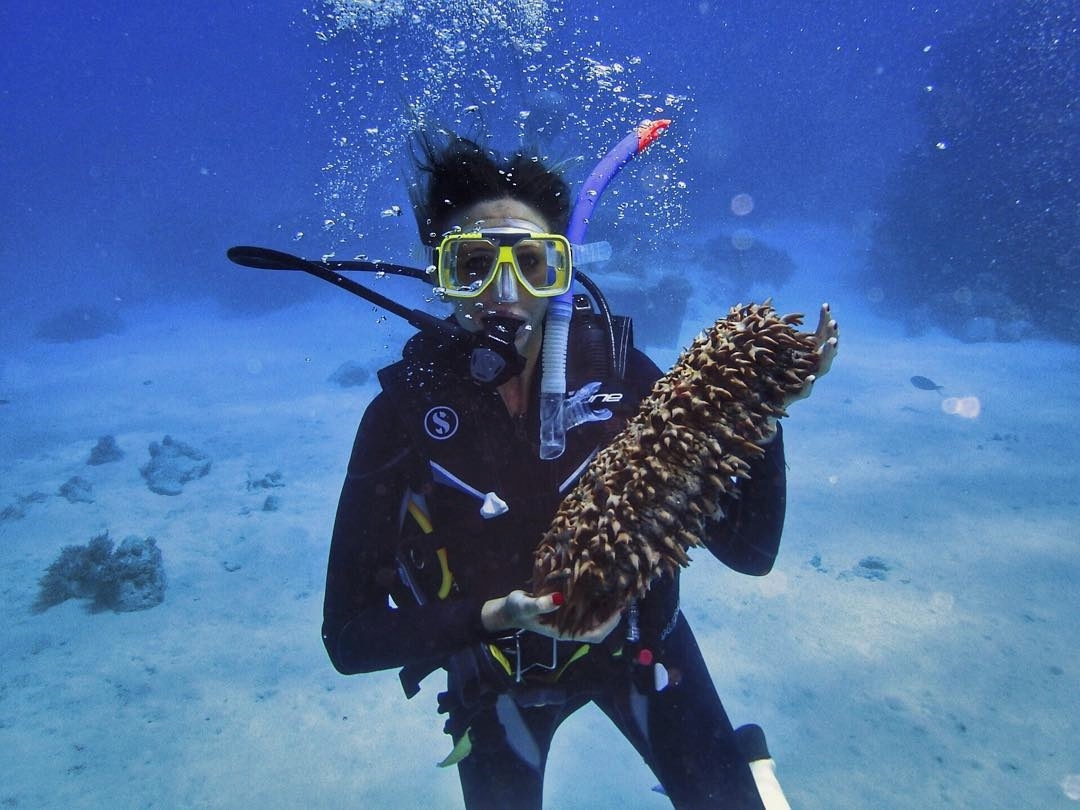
241, 124, 837, 808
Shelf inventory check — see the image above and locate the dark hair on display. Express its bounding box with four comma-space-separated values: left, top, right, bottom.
408, 130, 572, 246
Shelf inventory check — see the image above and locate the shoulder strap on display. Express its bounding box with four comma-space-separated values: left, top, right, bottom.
610, 313, 633, 381
567, 294, 635, 388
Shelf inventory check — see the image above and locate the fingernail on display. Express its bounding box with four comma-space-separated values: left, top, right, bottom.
551, 592, 565, 607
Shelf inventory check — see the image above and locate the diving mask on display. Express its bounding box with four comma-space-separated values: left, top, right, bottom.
436, 229, 573, 299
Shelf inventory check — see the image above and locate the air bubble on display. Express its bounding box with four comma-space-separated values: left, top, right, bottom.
311, 1, 693, 240
730, 193, 754, 216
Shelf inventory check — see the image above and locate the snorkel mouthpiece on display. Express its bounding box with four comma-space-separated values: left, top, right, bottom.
469, 315, 527, 387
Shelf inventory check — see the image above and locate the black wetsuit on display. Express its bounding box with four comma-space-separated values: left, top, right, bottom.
322, 319, 786, 810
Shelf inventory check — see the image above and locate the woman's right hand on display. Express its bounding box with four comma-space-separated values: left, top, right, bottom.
481, 590, 621, 644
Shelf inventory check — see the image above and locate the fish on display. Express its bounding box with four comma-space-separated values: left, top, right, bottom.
910, 375, 944, 393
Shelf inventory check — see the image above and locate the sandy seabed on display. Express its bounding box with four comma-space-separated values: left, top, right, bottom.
2, 228, 1078, 809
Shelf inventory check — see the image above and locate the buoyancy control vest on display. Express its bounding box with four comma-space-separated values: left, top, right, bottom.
378, 297, 629, 601
380, 297, 680, 701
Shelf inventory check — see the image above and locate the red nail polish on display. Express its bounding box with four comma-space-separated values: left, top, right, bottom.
551, 592, 565, 606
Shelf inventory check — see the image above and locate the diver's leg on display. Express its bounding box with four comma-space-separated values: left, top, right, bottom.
454, 696, 555, 810
598, 613, 766, 809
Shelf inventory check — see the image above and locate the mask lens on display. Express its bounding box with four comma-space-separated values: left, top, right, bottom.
442, 238, 499, 295
513, 237, 571, 296
513, 240, 549, 288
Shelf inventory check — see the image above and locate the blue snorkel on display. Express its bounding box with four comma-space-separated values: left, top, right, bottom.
539, 119, 671, 460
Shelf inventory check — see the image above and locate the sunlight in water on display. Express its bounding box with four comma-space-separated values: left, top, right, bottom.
1061, 773, 1080, 801
941, 395, 981, 419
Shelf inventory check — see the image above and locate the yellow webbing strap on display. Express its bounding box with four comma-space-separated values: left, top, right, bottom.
435, 548, 453, 600
437, 728, 473, 768
406, 497, 433, 534
404, 493, 454, 599
486, 643, 514, 677
554, 644, 590, 680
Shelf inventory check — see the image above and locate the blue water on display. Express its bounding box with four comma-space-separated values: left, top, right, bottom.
2, 0, 947, 334
2, 1, 1078, 807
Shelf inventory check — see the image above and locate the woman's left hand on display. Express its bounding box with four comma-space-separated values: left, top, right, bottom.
786, 302, 839, 405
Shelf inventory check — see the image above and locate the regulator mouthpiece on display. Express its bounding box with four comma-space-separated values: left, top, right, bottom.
469, 315, 526, 387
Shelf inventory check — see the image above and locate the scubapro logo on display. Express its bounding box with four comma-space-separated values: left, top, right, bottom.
424, 406, 459, 440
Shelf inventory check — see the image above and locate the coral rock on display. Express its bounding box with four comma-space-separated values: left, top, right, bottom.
59, 476, 94, 504
35, 533, 166, 613
88, 434, 124, 466
140, 435, 211, 496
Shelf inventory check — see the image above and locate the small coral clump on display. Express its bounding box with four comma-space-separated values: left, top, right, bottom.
36, 532, 167, 613
140, 435, 211, 496
59, 475, 94, 504
88, 434, 124, 466
532, 302, 820, 635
